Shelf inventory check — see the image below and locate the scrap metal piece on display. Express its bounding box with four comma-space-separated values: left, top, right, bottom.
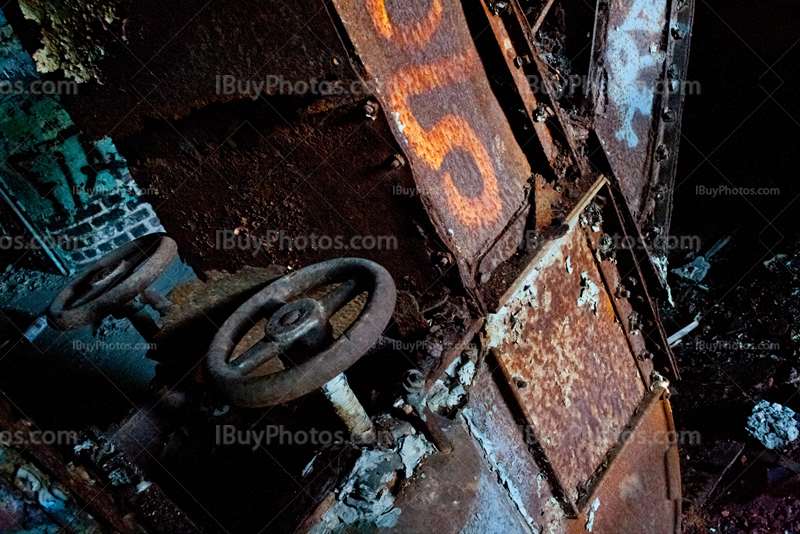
592, 0, 671, 215
330, 0, 531, 289
486, 221, 646, 511
590, 0, 696, 281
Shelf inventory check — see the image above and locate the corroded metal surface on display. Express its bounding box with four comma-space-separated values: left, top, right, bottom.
463, 0, 564, 173
602, 183, 680, 378
570, 387, 682, 534
330, 0, 531, 283
589, 0, 695, 285
647, 0, 696, 280
384, 415, 480, 534
582, 212, 655, 387
593, 0, 670, 217
486, 221, 646, 507
463, 365, 568, 532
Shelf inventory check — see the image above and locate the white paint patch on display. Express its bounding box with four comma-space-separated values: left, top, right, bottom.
392, 111, 407, 134
577, 271, 600, 315
398, 434, 435, 478
486, 308, 510, 348
585, 498, 601, 531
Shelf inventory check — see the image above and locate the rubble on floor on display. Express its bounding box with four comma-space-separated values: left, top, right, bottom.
308, 434, 434, 533
746, 400, 799, 449
663, 233, 800, 533
426, 349, 477, 414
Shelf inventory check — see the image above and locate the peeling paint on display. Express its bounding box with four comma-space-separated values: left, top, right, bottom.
427, 355, 476, 412
585, 498, 600, 531
605, 0, 668, 148
310, 434, 433, 533
462, 408, 540, 533
19, 0, 121, 83
577, 271, 600, 315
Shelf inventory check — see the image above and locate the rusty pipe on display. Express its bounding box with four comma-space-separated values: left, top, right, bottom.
321, 372, 376, 445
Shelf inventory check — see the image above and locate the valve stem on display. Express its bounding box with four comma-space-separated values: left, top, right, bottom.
321, 373, 376, 445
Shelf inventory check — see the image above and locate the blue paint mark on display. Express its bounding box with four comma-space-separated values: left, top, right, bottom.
606, 0, 667, 148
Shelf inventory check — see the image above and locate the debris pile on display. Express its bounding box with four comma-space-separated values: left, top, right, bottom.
309, 434, 434, 533
746, 400, 799, 449
665, 234, 800, 533
427, 350, 477, 414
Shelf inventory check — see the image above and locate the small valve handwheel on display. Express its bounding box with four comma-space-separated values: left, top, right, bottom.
206, 258, 396, 408
48, 234, 178, 330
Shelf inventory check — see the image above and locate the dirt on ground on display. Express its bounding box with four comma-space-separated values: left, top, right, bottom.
661, 233, 800, 534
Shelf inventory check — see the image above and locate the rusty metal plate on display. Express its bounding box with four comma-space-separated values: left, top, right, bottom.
462, 362, 568, 532
330, 0, 531, 281
384, 415, 481, 534
465, 0, 564, 171
486, 221, 646, 508
593, 0, 670, 217
569, 387, 682, 534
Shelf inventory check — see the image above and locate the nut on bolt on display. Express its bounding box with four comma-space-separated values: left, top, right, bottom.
364, 100, 379, 120
389, 154, 406, 170
514, 55, 532, 68
490, 1, 508, 15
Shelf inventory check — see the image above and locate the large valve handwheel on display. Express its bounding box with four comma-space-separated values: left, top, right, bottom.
206, 258, 397, 408
48, 234, 178, 330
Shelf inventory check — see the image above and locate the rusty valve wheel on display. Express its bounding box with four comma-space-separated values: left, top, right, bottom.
206, 258, 396, 441
48, 234, 178, 330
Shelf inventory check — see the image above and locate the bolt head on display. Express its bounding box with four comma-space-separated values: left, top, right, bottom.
281, 309, 303, 325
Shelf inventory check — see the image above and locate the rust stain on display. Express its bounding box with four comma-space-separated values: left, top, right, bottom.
534, 174, 561, 229
332, 0, 530, 272
387, 51, 502, 229
487, 223, 645, 504
575, 390, 682, 534
365, 0, 442, 48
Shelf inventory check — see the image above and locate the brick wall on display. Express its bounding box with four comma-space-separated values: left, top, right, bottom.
58, 173, 165, 267
0, 8, 164, 273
